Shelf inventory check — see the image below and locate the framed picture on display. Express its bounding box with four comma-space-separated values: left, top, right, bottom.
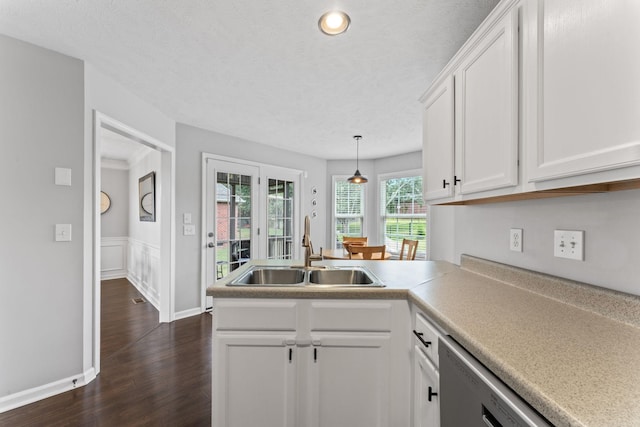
139, 171, 156, 222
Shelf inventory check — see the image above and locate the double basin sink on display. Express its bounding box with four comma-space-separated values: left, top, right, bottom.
227, 265, 384, 288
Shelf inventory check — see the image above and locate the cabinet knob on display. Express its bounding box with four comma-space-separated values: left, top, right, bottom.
428, 386, 438, 402
442, 179, 450, 188
207, 242, 215, 248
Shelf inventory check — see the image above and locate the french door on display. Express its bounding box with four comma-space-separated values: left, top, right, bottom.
204, 157, 302, 308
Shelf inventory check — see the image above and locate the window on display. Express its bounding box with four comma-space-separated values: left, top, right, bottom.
266, 178, 295, 259
379, 174, 426, 259
333, 178, 365, 248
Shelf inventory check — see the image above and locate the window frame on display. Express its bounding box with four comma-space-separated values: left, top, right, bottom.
331, 175, 367, 249
377, 169, 427, 259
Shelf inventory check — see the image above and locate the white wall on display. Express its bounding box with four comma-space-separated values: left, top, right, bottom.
126, 151, 162, 307
429, 189, 640, 296
0, 35, 85, 401
326, 151, 422, 246
100, 167, 129, 238
174, 123, 328, 312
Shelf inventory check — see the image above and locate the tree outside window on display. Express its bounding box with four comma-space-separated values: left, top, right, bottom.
380, 175, 426, 258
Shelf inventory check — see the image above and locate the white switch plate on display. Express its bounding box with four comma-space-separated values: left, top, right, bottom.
183, 225, 196, 236
55, 168, 72, 186
183, 213, 192, 224
510, 228, 523, 252
55, 224, 72, 241
554, 230, 584, 260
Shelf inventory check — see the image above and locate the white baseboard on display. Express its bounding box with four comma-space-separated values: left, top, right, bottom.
0, 368, 96, 414
127, 273, 160, 311
174, 307, 203, 321
101, 271, 127, 280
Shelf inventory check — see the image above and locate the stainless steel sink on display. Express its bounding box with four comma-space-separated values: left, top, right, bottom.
228, 267, 306, 286
308, 268, 383, 287
227, 266, 384, 288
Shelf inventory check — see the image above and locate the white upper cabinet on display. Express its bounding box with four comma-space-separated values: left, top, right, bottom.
421, 2, 520, 203
455, 7, 519, 194
422, 76, 455, 201
524, 0, 640, 182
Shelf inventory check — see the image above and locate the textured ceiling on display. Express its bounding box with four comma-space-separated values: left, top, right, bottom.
0, 0, 498, 160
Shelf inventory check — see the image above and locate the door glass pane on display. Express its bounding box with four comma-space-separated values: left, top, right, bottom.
216, 172, 252, 279
267, 178, 294, 259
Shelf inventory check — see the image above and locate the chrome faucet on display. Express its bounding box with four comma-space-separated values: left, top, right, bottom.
302, 215, 322, 268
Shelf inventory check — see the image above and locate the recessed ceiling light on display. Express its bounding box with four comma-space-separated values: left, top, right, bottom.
318, 11, 351, 36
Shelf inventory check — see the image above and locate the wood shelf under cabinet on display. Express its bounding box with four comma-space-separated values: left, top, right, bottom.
436, 178, 640, 206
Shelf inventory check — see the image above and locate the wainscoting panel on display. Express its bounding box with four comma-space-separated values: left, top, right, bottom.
100, 237, 128, 280
127, 238, 161, 310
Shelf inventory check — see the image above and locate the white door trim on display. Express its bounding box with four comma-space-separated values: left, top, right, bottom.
91, 111, 176, 376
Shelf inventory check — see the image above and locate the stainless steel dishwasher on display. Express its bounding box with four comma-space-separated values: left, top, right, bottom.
439, 336, 552, 427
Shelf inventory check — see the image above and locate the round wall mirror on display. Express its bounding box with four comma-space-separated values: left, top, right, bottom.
100, 191, 111, 214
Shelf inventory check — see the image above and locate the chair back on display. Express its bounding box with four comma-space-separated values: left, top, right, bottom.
399, 239, 419, 260
342, 236, 368, 252
348, 245, 386, 260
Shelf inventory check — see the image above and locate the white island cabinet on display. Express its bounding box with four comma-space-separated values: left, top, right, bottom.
211, 298, 411, 427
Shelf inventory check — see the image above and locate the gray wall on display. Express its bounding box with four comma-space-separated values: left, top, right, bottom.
0, 35, 85, 397
174, 123, 328, 312
430, 189, 640, 296
100, 168, 129, 237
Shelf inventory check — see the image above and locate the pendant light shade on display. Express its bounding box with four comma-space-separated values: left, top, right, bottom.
347, 135, 368, 184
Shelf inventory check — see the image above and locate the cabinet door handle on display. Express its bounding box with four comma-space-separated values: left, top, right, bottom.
289, 348, 293, 363
454, 175, 461, 185
442, 179, 450, 188
313, 347, 318, 362
413, 330, 431, 348
428, 386, 438, 402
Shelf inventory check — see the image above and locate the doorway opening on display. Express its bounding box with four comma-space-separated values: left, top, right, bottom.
93, 111, 175, 375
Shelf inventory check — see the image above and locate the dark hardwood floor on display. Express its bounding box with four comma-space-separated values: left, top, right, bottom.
0, 278, 212, 426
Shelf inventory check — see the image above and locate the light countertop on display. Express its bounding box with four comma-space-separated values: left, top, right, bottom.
207, 256, 640, 427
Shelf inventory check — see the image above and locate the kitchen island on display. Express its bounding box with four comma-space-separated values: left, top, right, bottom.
207, 256, 640, 427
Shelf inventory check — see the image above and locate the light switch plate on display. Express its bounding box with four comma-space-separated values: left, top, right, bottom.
510, 228, 523, 252
55, 168, 72, 186
183, 225, 196, 236
55, 224, 72, 241
554, 230, 584, 260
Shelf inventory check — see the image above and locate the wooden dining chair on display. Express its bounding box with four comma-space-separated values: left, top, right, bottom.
348, 245, 386, 260
342, 236, 368, 252
400, 239, 419, 260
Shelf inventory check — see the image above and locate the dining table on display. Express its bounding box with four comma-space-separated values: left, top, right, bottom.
321, 248, 392, 260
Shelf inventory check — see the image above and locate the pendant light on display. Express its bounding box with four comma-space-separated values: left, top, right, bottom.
347, 135, 368, 184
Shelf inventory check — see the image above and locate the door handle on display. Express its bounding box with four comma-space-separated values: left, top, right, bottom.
207, 242, 215, 248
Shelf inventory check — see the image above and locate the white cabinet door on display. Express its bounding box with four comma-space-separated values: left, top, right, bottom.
525, 0, 640, 182
455, 8, 519, 194
307, 334, 391, 427
413, 346, 440, 427
213, 334, 297, 427
422, 76, 455, 201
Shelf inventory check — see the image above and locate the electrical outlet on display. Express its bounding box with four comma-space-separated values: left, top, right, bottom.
510, 229, 523, 252
554, 230, 584, 260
